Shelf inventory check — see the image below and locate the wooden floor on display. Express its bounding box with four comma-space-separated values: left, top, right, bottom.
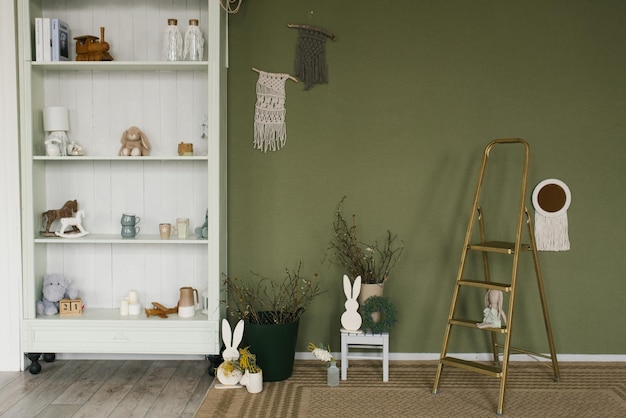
0, 359, 213, 417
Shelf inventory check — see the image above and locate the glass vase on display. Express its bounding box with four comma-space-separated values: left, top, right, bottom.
183, 19, 204, 61
327, 360, 339, 387
163, 18, 182, 61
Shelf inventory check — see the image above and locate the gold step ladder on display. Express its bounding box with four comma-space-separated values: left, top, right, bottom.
432, 138, 560, 415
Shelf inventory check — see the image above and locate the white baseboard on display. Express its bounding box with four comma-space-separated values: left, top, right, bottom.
55, 353, 207, 361
50, 352, 626, 362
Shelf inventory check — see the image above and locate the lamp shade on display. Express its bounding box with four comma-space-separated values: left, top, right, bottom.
43, 106, 69, 131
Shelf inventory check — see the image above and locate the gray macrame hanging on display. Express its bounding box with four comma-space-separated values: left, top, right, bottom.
253, 70, 290, 152
289, 24, 335, 90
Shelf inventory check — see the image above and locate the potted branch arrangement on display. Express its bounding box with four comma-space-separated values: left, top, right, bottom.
330, 197, 404, 307
223, 262, 325, 382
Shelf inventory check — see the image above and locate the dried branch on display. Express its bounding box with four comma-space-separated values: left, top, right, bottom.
223, 261, 326, 325
329, 197, 404, 284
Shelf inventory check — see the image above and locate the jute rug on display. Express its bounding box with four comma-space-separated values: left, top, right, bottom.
195, 360, 626, 417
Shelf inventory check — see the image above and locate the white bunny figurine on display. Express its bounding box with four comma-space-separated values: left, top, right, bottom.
341, 275, 363, 331
216, 318, 245, 387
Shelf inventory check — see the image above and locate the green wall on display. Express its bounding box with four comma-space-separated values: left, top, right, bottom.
226, 0, 626, 355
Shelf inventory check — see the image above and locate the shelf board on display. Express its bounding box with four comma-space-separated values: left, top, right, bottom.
33, 155, 208, 161
33, 308, 210, 322
31, 61, 209, 71
35, 234, 209, 244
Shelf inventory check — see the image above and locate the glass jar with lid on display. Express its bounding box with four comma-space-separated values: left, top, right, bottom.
183, 19, 204, 61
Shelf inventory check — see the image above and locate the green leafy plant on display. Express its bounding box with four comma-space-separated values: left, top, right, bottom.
223, 261, 326, 325
239, 346, 261, 373
362, 296, 397, 333
330, 197, 404, 284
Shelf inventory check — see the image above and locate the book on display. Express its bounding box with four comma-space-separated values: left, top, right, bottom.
51, 19, 70, 61
42, 18, 51, 62
34, 17, 43, 62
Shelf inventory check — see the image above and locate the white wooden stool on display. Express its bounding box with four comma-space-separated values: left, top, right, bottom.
340, 329, 389, 382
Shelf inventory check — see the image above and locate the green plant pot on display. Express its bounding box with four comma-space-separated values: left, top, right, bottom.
244, 314, 300, 382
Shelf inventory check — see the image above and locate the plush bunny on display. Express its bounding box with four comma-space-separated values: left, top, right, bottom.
119, 126, 151, 156
477, 289, 507, 329
341, 275, 362, 331
216, 319, 244, 386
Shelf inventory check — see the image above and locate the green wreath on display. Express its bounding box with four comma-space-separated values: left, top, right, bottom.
361, 296, 397, 334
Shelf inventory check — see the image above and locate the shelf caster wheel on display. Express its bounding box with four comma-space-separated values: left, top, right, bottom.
43, 353, 56, 362
26, 353, 42, 375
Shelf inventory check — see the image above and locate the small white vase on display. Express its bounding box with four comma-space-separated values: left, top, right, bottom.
240, 370, 263, 393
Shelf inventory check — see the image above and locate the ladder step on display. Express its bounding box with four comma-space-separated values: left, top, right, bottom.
469, 241, 530, 254
458, 280, 511, 291
449, 318, 508, 333
441, 356, 502, 377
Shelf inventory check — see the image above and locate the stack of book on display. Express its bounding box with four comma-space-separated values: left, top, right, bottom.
34, 17, 70, 62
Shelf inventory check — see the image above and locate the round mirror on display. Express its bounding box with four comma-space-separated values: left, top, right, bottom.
532, 179, 571, 218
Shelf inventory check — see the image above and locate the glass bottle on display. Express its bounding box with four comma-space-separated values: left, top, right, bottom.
327, 360, 339, 387
183, 19, 204, 61
163, 18, 182, 61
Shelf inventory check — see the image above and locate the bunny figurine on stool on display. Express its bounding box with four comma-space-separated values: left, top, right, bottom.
215, 319, 244, 388
341, 275, 362, 332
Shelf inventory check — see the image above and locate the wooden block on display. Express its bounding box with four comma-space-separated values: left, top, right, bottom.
60, 299, 83, 316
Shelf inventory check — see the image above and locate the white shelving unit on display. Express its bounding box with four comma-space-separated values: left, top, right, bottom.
17, 0, 227, 363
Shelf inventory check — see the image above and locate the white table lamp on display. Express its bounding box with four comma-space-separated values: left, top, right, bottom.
43, 106, 69, 156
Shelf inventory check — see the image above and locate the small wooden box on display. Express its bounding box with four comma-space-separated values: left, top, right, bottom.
59, 299, 83, 316
178, 142, 193, 156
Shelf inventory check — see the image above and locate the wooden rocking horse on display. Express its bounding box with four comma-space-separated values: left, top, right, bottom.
41, 199, 78, 236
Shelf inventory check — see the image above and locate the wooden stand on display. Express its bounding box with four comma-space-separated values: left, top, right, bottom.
340, 329, 389, 382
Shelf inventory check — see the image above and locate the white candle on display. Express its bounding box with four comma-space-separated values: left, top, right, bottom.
120, 297, 129, 316
129, 303, 141, 315
128, 290, 139, 304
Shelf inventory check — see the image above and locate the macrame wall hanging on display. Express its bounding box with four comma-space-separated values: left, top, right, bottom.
532, 178, 572, 251
252, 68, 297, 152
288, 23, 336, 90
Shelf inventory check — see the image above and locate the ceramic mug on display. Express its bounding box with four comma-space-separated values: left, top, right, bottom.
121, 225, 140, 238
121, 213, 141, 226
159, 223, 171, 239
176, 218, 189, 239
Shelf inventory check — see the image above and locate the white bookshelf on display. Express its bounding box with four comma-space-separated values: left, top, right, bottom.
17, 0, 226, 361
